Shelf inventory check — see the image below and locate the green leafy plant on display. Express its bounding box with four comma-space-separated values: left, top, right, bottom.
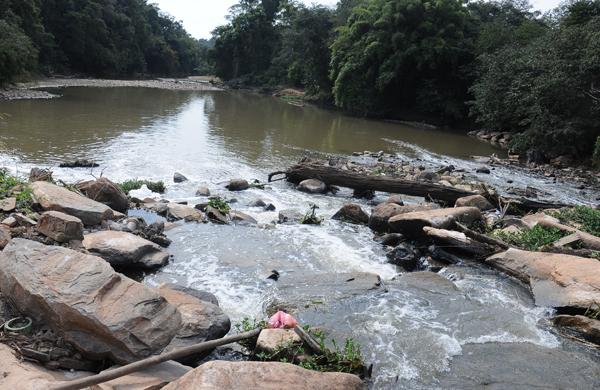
492, 225, 567, 251
119, 179, 166, 194
208, 197, 231, 214
552, 206, 600, 237
0, 170, 32, 211
301, 204, 323, 225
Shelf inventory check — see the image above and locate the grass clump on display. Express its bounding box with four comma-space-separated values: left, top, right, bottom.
0, 170, 32, 211
552, 206, 600, 237
208, 197, 231, 214
300, 204, 323, 225
119, 179, 166, 194
493, 225, 567, 251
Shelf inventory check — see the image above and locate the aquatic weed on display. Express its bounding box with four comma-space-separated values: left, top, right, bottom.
119, 179, 166, 194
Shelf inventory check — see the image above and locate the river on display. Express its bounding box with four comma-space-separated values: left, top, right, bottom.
0, 87, 598, 389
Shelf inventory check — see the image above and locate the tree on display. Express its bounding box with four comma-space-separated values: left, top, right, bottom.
0, 20, 38, 85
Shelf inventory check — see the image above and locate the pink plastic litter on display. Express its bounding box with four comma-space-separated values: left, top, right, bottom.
268, 311, 298, 329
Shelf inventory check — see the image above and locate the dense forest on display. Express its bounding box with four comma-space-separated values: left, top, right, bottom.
0, 0, 201, 82
209, 0, 600, 163
0, 0, 598, 163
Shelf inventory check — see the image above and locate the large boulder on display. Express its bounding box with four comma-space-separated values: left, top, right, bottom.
454, 194, 494, 211
36, 211, 84, 243
167, 203, 204, 222
162, 361, 365, 390
297, 179, 326, 194
76, 177, 129, 213
369, 203, 440, 233
30, 181, 114, 225
158, 285, 231, 360
0, 224, 11, 249
83, 231, 170, 269
332, 203, 369, 225
486, 249, 600, 310
388, 207, 481, 239
94, 361, 191, 390
0, 239, 182, 364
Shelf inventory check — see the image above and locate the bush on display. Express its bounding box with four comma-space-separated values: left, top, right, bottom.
119, 179, 166, 195
553, 206, 600, 237
493, 225, 567, 251
593, 136, 600, 168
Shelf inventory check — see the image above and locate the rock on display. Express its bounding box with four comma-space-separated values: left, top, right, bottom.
388, 207, 482, 239
226, 179, 249, 191
352, 188, 375, 199
94, 361, 191, 390
297, 179, 326, 194
255, 329, 302, 354
2, 216, 17, 227
0, 344, 91, 389
167, 203, 204, 222
230, 211, 257, 225
385, 195, 404, 205
248, 199, 267, 207
454, 194, 494, 211
0, 224, 11, 249
162, 361, 365, 390
196, 186, 211, 196
36, 211, 84, 243
554, 315, 600, 345
332, 203, 369, 225
265, 203, 276, 211
13, 213, 37, 226
369, 203, 440, 233
0, 197, 16, 212
386, 243, 421, 271
278, 210, 303, 224
375, 233, 406, 247
415, 170, 439, 182
59, 159, 99, 168
75, 177, 129, 213
158, 285, 231, 361
83, 230, 169, 269
476, 167, 491, 174
486, 249, 600, 310
30, 181, 114, 225
174, 172, 188, 183
161, 283, 220, 306
28, 167, 52, 182
0, 239, 181, 364
205, 205, 230, 224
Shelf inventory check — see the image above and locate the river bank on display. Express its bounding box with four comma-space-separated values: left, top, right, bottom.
0, 77, 222, 100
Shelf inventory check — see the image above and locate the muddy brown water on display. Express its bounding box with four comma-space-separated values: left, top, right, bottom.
0, 87, 599, 389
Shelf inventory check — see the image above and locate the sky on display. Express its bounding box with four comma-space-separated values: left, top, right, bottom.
152, 0, 562, 39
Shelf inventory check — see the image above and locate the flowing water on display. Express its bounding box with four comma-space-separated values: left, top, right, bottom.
1, 87, 598, 389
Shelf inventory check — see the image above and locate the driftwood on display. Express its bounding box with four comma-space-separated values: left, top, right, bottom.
277, 161, 477, 203
455, 222, 509, 250
51, 328, 262, 390
428, 245, 464, 264
525, 214, 600, 251
423, 227, 498, 258
542, 246, 600, 258
293, 325, 324, 355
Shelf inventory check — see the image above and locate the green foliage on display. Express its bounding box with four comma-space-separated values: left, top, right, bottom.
593, 137, 600, 169
119, 179, 166, 194
300, 204, 323, 225
0, 20, 38, 85
553, 206, 600, 237
234, 317, 267, 350
208, 197, 231, 215
0, 170, 32, 211
493, 225, 567, 250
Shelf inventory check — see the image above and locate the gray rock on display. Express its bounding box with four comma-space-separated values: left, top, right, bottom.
161, 283, 220, 306
388, 207, 482, 239
278, 210, 303, 224
76, 177, 129, 213
195, 186, 211, 197
36, 211, 84, 242
454, 194, 495, 211
226, 179, 249, 191
332, 203, 369, 225
205, 205, 230, 224
0, 239, 181, 364
297, 179, 326, 194
230, 211, 257, 225
0, 197, 16, 212
173, 172, 188, 183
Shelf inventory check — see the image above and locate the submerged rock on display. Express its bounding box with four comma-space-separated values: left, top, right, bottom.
83, 230, 170, 269
31, 181, 114, 225
162, 361, 365, 390
332, 203, 369, 225
76, 177, 129, 213
173, 172, 188, 183
36, 211, 84, 243
226, 179, 249, 191
297, 179, 326, 194
388, 207, 481, 239
487, 249, 600, 310
278, 209, 303, 224
230, 211, 257, 225
196, 186, 211, 196
0, 239, 181, 364
386, 243, 421, 271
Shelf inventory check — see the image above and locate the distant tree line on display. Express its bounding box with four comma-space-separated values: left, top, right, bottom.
0, 0, 202, 84
208, 0, 600, 162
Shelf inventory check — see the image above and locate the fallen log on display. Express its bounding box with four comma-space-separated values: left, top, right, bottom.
523, 214, 600, 251
278, 162, 477, 203
455, 222, 509, 250
423, 227, 498, 258
51, 328, 261, 390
